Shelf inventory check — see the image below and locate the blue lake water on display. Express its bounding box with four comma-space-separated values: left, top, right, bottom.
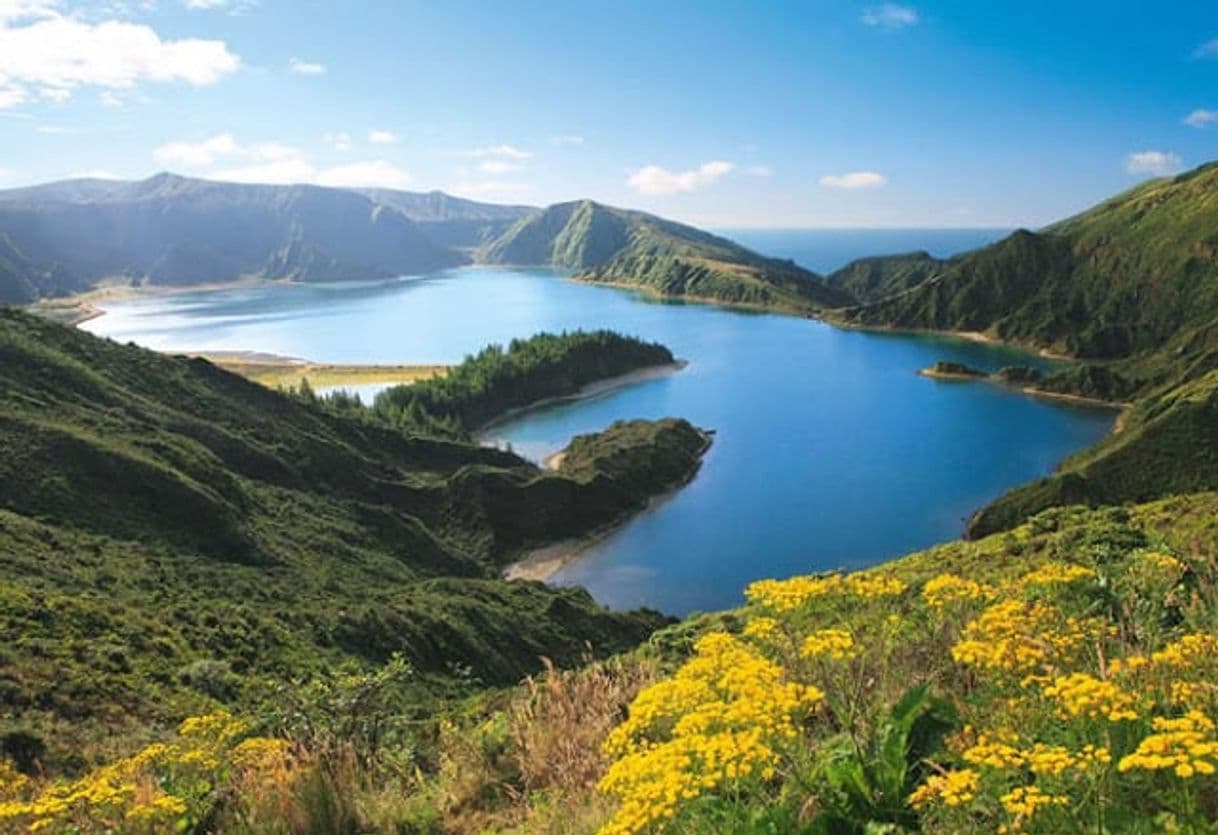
82, 229, 1113, 615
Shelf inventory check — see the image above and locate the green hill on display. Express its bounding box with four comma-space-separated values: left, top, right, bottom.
478, 200, 852, 312
831, 161, 1218, 533
0, 308, 717, 766
824, 249, 947, 303
844, 163, 1218, 373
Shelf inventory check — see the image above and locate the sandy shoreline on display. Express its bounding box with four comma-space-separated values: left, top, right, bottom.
917, 368, 986, 382
502, 433, 711, 584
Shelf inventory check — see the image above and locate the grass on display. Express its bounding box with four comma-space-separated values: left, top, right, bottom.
198, 354, 447, 390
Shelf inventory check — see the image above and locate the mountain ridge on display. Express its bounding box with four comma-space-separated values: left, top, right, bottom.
478, 199, 853, 311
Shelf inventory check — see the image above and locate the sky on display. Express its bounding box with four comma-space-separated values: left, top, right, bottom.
0, 0, 1216, 227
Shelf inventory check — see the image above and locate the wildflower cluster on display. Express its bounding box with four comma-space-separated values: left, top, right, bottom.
598, 632, 822, 834
744, 570, 905, 613
1041, 673, 1140, 722
950, 599, 1097, 676
999, 785, 1067, 827
599, 536, 1218, 835
1016, 563, 1093, 588
908, 768, 979, 809
922, 573, 994, 611
1118, 711, 1218, 778
0, 712, 296, 833
800, 627, 858, 661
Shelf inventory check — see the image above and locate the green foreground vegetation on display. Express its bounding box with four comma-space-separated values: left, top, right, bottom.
6, 488, 1218, 833
0, 310, 719, 789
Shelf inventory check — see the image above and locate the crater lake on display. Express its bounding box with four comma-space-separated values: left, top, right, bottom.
82, 231, 1113, 615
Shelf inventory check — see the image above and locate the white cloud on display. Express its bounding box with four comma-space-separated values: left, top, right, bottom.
627, 160, 734, 195
154, 132, 240, 166
0, 1, 240, 106
745, 164, 773, 177
153, 133, 303, 169
0, 85, 26, 108
210, 158, 315, 185
74, 168, 120, 179
316, 160, 412, 189
34, 123, 74, 133
1195, 38, 1218, 58
368, 129, 398, 144
861, 3, 918, 28
1125, 150, 1182, 176
819, 170, 886, 189
155, 131, 413, 189
98, 90, 124, 107
289, 56, 325, 76
183, 0, 257, 12
324, 130, 352, 152
550, 134, 584, 146
479, 159, 522, 174
1184, 109, 1218, 128
463, 144, 533, 160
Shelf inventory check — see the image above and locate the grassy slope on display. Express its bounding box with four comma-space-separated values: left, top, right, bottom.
0, 308, 719, 766
478, 200, 853, 312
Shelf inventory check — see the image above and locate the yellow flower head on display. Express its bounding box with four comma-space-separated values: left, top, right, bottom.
800, 628, 858, 662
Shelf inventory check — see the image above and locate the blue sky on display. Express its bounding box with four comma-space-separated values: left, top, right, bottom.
1, 0, 1216, 227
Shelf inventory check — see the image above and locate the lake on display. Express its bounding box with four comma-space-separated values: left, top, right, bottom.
82, 230, 1114, 615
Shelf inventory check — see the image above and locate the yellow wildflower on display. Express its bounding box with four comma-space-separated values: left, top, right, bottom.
1151, 634, 1218, 669
745, 573, 844, 612
1017, 562, 1094, 588
1000, 785, 1067, 822
599, 632, 822, 834
800, 628, 858, 661
922, 573, 994, 611
1118, 711, 1218, 778
951, 600, 1096, 676
1042, 673, 1140, 722
742, 617, 781, 642
908, 769, 979, 809
845, 573, 907, 598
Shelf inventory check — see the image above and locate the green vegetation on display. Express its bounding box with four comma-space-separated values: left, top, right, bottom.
370, 330, 675, 435
0, 307, 719, 775
478, 200, 852, 312
825, 249, 946, 303
556, 419, 711, 495
921, 360, 986, 379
